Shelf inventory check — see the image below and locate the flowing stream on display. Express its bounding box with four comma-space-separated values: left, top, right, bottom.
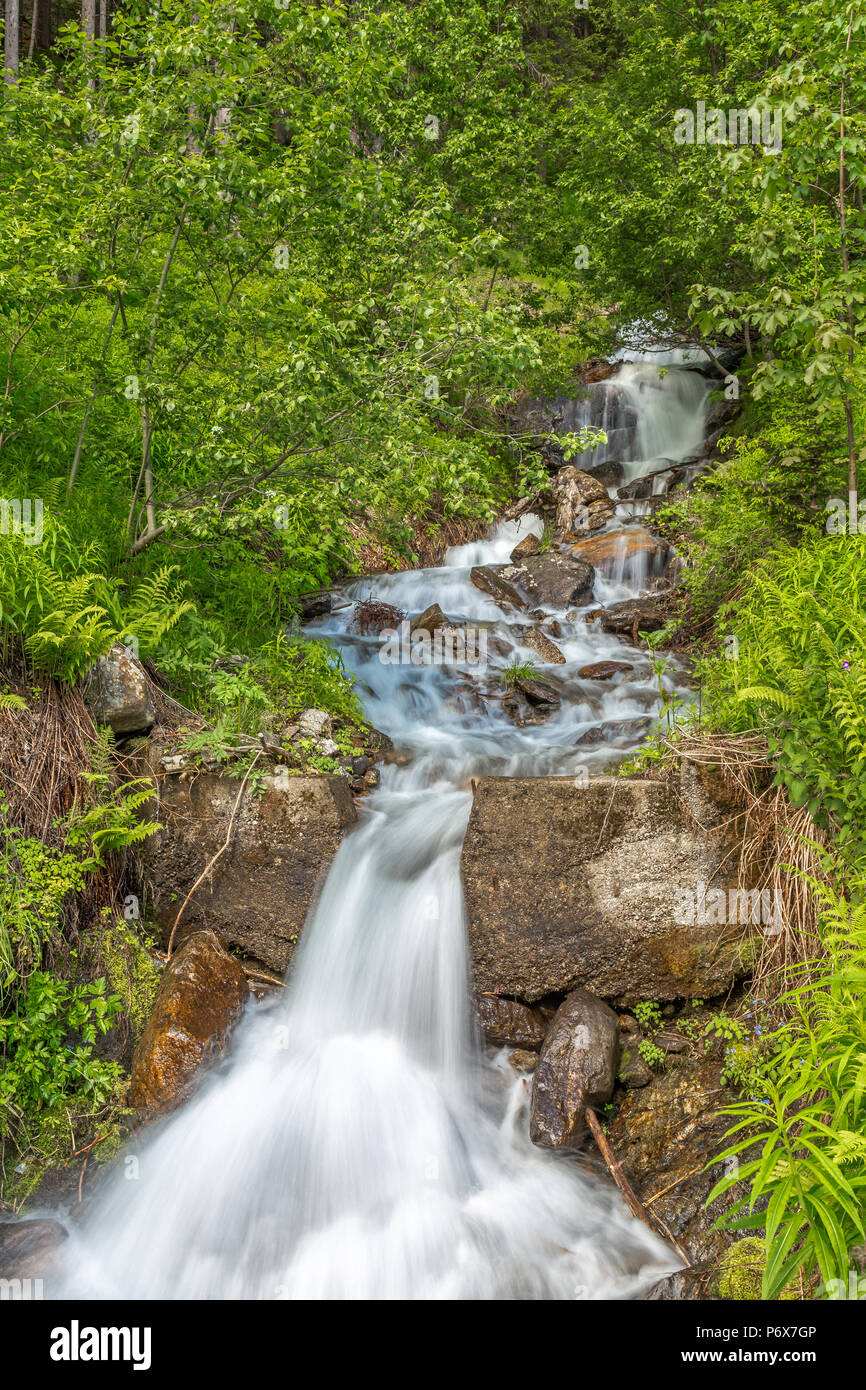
55, 351, 710, 1300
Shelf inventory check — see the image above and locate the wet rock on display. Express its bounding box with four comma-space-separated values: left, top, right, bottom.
352, 599, 404, 636
575, 718, 652, 746
523, 628, 566, 665
618, 1042, 653, 1089
414, 603, 449, 635
553, 465, 615, 535
352, 756, 371, 777
509, 1048, 539, 1074
297, 590, 331, 622
132, 745, 356, 972
529, 990, 620, 1149
511, 553, 595, 607
618, 468, 683, 501
514, 676, 560, 707
363, 768, 380, 790
0, 1219, 68, 1280
587, 597, 669, 636
576, 661, 634, 681
608, 1054, 744, 1297
569, 528, 667, 575
542, 618, 564, 638
365, 727, 394, 754
509, 531, 542, 562
462, 769, 752, 1004
476, 994, 548, 1049
83, 641, 154, 736
470, 565, 527, 609
130, 930, 249, 1113
585, 460, 625, 489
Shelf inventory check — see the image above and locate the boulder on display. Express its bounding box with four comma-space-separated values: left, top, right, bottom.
130, 930, 249, 1112
569, 528, 667, 576
462, 770, 752, 1004
475, 994, 548, 1049
512, 554, 595, 608
298, 708, 330, 738
0, 1219, 68, 1281
577, 661, 634, 681
586, 597, 669, 636
552, 465, 615, 534
585, 460, 625, 489
522, 627, 566, 665
133, 746, 356, 971
297, 590, 331, 622
529, 990, 619, 1149
607, 1054, 745, 1297
83, 641, 154, 736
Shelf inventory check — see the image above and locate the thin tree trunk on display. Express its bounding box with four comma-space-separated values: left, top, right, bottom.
81, 0, 95, 38
28, 0, 37, 58
4, 0, 19, 84
98, 0, 106, 39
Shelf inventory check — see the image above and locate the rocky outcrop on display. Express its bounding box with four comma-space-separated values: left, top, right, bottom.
607, 1054, 744, 1298
530, 990, 619, 1149
83, 641, 154, 736
475, 994, 548, 1049
462, 770, 751, 1004
134, 748, 356, 970
130, 930, 249, 1112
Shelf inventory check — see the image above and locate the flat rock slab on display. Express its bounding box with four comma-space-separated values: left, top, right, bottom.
134, 748, 356, 971
569, 528, 666, 574
462, 771, 751, 1005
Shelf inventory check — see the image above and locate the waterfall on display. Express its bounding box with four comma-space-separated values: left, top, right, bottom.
51, 353, 708, 1301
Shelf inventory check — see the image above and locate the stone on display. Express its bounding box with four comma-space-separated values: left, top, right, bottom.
129, 930, 249, 1112
522, 627, 566, 664
576, 661, 634, 681
511, 554, 595, 607
363, 768, 380, 789
575, 718, 652, 746
607, 1054, 747, 1298
316, 737, 340, 757
470, 565, 527, 609
509, 532, 542, 561
552, 465, 614, 535
529, 990, 620, 1149
475, 994, 548, 1049
298, 708, 330, 738
585, 460, 625, 489
414, 602, 449, 634
509, 1049, 539, 1074
83, 641, 154, 736
297, 590, 331, 622
587, 597, 669, 636
569, 528, 667, 576
0, 1219, 68, 1280
132, 745, 356, 971
462, 770, 752, 1004
514, 676, 560, 707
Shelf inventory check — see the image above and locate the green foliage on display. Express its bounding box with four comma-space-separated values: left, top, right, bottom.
701, 535, 866, 868
711, 875, 866, 1300
0, 972, 122, 1116
501, 658, 539, 686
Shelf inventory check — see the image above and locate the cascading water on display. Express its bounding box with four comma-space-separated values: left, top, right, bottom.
51, 351, 710, 1301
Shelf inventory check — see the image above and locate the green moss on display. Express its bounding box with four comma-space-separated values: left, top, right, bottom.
715, 1237, 799, 1300
95, 915, 161, 1044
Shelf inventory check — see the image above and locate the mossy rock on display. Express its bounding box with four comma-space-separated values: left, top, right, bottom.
92, 914, 162, 1048
715, 1237, 798, 1300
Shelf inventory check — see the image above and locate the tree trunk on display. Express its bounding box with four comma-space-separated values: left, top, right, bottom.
4, 0, 19, 84
98, 0, 106, 39
81, 0, 95, 39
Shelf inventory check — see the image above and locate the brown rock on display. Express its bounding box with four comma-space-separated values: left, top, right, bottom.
470, 565, 527, 609
414, 603, 449, 635
511, 553, 595, 607
552, 465, 614, 535
130, 930, 248, 1112
575, 718, 652, 746
523, 628, 566, 664
132, 749, 356, 972
462, 770, 752, 1004
509, 1048, 539, 1074
530, 990, 620, 1149
577, 661, 634, 681
475, 994, 548, 1049
569, 528, 667, 575
590, 597, 669, 637
509, 531, 542, 561
514, 676, 560, 706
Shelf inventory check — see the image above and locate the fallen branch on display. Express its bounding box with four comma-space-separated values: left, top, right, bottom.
167, 752, 262, 957
585, 1107, 690, 1266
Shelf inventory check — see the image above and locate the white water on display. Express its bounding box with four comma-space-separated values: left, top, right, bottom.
51, 355, 709, 1301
